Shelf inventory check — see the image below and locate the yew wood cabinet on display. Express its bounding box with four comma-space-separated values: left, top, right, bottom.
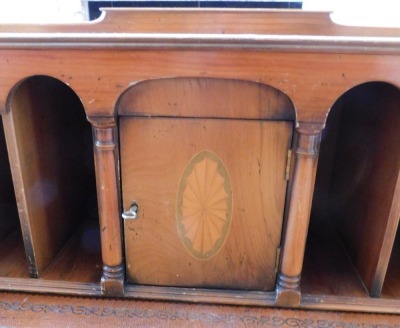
0, 9, 400, 314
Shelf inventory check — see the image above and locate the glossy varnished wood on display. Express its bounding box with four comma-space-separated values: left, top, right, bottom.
0, 50, 400, 124
120, 77, 294, 291
0, 10, 340, 35
41, 220, 102, 283
2, 76, 97, 277
121, 117, 292, 290
302, 218, 368, 298
276, 123, 321, 307
382, 231, 400, 299
92, 120, 125, 295
0, 9, 400, 314
118, 77, 295, 120
1, 9, 400, 38
327, 83, 400, 296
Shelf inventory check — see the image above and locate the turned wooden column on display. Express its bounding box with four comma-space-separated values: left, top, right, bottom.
90, 117, 124, 296
275, 122, 323, 307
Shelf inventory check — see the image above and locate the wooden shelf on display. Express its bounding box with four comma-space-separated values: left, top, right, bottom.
0, 220, 102, 284
302, 218, 368, 298
41, 220, 102, 283
382, 231, 400, 299
0, 229, 29, 278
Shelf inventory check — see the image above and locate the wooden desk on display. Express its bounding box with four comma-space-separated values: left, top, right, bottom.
0, 9, 399, 314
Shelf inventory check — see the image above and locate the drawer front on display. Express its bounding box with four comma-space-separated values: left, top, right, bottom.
120, 117, 292, 290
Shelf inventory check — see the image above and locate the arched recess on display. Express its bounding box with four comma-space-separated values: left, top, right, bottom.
3, 75, 102, 282
302, 81, 400, 299
117, 77, 296, 291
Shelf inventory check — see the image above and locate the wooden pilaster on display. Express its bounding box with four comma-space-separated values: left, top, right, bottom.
275, 122, 323, 307
90, 117, 124, 296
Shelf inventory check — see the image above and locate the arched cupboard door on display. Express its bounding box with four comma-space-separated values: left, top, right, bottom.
117, 77, 295, 291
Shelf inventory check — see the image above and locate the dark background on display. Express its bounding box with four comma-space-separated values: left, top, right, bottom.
88, 0, 302, 20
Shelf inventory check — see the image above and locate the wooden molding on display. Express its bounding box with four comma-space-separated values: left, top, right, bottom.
87, 117, 116, 129
276, 127, 322, 306
91, 122, 124, 296
275, 274, 301, 307
101, 264, 125, 296
0, 10, 399, 54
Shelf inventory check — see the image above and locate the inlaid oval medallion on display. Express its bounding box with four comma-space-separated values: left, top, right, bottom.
177, 150, 233, 259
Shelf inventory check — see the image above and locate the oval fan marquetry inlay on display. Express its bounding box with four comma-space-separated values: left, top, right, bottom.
177, 150, 233, 259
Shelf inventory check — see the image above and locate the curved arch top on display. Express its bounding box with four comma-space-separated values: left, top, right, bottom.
5, 75, 87, 117
116, 77, 296, 121
325, 80, 400, 123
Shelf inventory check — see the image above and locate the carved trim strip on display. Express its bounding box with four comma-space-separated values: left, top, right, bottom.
95, 140, 115, 150
1, 33, 400, 55
295, 134, 321, 158
0, 300, 398, 327
102, 264, 124, 279
276, 274, 301, 290
94, 127, 116, 151
294, 123, 323, 158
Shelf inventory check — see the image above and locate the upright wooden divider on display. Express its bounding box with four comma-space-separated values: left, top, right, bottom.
0, 117, 27, 278
382, 231, 400, 298
2, 76, 100, 279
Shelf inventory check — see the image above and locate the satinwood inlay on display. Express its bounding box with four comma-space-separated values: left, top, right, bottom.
177, 150, 232, 259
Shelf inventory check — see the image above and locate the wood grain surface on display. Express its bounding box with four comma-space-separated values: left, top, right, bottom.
0, 8, 400, 314
2, 76, 97, 277
1, 50, 400, 126
1, 9, 400, 37
302, 218, 368, 298
118, 77, 295, 120
41, 220, 102, 283
121, 118, 292, 290
92, 124, 123, 270
326, 82, 400, 296
382, 230, 400, 299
